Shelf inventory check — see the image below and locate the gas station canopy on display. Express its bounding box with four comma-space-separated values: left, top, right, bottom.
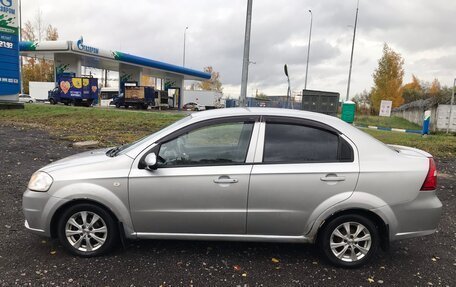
19, 38, 211, 83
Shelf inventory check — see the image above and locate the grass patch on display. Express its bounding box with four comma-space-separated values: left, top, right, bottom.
1, 105, 454, 158
355, 115, 421, 130
363, 129, 456, 158
0, 104, 185, 146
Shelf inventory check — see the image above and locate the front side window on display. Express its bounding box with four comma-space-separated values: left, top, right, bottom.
158, 121, 254, 167
263, 123, 346, 163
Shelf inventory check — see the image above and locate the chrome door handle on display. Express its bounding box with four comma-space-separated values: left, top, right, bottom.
320, 175, 346, 182
214, 177, 238, 184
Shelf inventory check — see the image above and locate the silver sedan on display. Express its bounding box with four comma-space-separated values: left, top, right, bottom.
23, 108, 442, 267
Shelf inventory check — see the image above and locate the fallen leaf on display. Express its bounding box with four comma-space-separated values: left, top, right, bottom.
271, 258, 280, 263
50, 251, 56, 255
367, 278, 375, 283
233, 265, 241, 271
242, 273, 247, 277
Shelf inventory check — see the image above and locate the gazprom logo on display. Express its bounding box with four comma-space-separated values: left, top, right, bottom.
76, 37, 99, 54
0, 0, 12, 7
0, 0, 15, 15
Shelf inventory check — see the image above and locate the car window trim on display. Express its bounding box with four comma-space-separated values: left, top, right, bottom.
261, 115, 341, 135
260, 118, 355, 164
139, 116, 260, 169
157, 116, 260, 144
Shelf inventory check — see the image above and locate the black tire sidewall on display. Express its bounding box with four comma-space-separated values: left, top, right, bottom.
57, 203, 118, 257
319, 214, 379, 268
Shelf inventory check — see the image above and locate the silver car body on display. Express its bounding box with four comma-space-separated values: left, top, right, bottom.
23, 108, 442, 243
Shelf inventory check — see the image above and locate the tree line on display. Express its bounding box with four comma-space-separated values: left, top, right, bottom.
353, 44, 453, 115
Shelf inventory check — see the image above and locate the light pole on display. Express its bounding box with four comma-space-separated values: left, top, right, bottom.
284, 64, 292, 109
346, 0, 359, 101
304, 9, 312, 91
19, 0, 23, 95
240, 0, 253, 107
183, 26, 188, 67
447, 78, 455, 134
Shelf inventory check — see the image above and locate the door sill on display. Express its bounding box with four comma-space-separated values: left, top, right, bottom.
133, 232, 310, 243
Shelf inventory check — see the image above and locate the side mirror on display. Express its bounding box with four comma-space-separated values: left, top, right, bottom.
144, 153, 158, 170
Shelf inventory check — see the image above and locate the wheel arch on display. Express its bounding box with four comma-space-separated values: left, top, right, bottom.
315, 208, 390, 251
50, 199, 120, 238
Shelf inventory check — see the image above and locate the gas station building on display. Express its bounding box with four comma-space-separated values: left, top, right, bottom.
18, 38, 211, 108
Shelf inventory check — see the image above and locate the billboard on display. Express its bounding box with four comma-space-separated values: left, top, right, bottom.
0, 0, 20, 100
379, 100, 392, 117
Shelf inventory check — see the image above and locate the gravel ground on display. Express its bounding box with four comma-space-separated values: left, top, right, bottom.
0, 125, 455, 286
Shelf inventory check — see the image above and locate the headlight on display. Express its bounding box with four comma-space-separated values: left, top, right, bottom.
28, 171, 53, 192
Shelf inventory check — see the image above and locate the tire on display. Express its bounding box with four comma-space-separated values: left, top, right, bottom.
57, 203, 118, 257
49, 98, 56, 105
29, 100, 33, 103
319, 214, 379, 268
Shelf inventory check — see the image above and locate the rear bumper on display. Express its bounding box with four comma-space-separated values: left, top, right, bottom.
375, 191, 442, 241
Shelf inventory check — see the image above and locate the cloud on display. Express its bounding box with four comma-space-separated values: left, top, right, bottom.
21, 0, 456, 98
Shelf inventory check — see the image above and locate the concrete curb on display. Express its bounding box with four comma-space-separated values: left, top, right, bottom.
355, 124, 422, 134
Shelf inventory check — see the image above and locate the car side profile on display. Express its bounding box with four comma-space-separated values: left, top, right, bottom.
23, 108, 442, 267
18, 94, 36, 103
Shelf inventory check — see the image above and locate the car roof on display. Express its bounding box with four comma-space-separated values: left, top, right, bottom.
190, 107, 338, 123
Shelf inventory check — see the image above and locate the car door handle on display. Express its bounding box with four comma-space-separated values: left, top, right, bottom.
213, 177, 238, 184
320, 175, 346, 182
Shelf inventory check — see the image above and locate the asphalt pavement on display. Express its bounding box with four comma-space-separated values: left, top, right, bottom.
0, 124, 454, 286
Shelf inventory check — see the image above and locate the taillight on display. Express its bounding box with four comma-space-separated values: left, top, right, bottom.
421, 157, 437, 191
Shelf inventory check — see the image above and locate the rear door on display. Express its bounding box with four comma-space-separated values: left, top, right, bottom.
247, 117, 359, 236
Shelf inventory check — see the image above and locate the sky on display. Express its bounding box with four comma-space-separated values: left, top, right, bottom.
21, 0, 456, 99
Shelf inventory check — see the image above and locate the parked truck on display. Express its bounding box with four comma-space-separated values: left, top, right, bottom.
48, 76, 98, 107
29, 82, 56, 102
113, 86, 155, 109
182, 90, 223, 110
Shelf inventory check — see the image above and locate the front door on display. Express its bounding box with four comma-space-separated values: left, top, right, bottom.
129, 118, 257, 234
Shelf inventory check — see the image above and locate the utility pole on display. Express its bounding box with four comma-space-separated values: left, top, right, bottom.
240, 0, 253, 107
19, 0, 23, 95
183, 26, 188, 67
346, 0, 359, 101
304, 9, 312, 91
447, 78, 455, 134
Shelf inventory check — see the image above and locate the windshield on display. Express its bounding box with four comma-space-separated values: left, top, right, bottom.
107, 115, 192, 157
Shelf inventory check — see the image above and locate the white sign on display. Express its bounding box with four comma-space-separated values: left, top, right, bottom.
379, 100, 393, 117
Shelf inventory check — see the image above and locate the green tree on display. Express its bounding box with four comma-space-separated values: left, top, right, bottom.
371, 44, 405, 112
196, 66, 223, 93
351, 90, 372, 115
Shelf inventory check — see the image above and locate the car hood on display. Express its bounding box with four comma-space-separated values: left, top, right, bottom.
40, 148, 113, 173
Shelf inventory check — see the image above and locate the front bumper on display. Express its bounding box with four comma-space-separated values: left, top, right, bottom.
22, 189, 69, 237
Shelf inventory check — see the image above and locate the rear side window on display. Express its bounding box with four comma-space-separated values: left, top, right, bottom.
263, 123, 353, 163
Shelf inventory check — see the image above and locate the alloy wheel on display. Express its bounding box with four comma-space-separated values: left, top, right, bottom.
65, 211, 108, 252
329, 221, 372, 262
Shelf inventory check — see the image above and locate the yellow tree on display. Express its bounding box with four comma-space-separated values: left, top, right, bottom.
402, 74, 423, 103
370, 44, 405, 112
195, 66, 223, 93
428, 78, 441, 97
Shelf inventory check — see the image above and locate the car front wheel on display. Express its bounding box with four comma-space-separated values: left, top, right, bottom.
57, 203, 118, 257
319, 214, 379, 268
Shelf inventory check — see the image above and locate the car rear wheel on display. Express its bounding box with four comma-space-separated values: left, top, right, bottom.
319, 214, 379, 268
57, 203, 118, 257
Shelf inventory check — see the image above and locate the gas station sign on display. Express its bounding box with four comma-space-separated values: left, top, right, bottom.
0, 0, 20, 99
